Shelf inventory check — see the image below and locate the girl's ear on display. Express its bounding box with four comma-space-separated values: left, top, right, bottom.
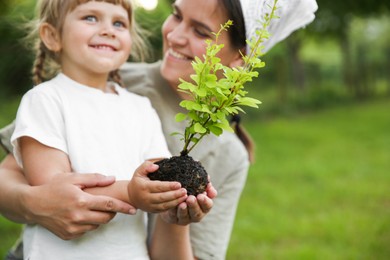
40, 23, 61, 52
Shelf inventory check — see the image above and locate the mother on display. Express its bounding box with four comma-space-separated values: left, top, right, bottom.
0, 0, 317, 259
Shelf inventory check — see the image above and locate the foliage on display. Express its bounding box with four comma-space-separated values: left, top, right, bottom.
0, 0, 36, 97
133, 0, 172, 62
310, 0, 390, 36
174, 0, 279, 156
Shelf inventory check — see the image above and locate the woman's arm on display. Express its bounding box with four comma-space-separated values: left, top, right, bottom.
149, 214, 193, 260
0, 153, 134, 239
0, 154, 33, 223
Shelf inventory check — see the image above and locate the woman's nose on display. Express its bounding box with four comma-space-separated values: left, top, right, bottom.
166, 22, 188, 46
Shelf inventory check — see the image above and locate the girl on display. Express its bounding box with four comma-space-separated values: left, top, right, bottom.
10, 0, 193, 259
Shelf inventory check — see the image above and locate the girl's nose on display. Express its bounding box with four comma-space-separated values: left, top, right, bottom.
100, 23, 116, 38
166, 22, 188, 46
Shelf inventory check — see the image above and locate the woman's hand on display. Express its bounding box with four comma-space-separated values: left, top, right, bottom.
0, 154, 134, 240
160, 181, 217, 225
25, 173, 136, 240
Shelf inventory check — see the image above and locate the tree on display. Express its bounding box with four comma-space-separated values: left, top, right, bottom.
0, 0, 36, 97
311, 0, 390, 97
134, 0, 172, 62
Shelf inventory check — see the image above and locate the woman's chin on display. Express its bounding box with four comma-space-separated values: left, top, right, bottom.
161, 62, 192, 84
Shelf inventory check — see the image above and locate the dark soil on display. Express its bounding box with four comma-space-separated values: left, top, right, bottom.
149, 155, 209, 196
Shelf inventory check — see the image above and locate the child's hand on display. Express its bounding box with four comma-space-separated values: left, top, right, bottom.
127, 161, 188, 213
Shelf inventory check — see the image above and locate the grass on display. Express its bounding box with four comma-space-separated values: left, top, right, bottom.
227, 98, 390, 259
0, 98, 389, 259
0, 218, 22, 258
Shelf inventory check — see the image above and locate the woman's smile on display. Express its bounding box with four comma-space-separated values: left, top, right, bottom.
167, 48, 192, 61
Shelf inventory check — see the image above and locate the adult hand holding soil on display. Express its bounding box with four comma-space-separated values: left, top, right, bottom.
160, 182, 217, 225
0, 154, 135, 240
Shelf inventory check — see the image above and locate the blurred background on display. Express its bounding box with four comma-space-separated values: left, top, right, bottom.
0, 0, 389, 259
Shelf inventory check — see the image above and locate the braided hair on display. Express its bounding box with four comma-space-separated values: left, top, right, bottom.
31, 42, 46, 85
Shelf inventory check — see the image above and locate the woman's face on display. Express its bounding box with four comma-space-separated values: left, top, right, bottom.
161, 0, 242, 91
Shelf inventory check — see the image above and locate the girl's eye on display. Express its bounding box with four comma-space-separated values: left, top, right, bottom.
83, 15, 97, 22
113, 20, 126, 28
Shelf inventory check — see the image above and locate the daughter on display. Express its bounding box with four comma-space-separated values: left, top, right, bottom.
11, 0, 192, 259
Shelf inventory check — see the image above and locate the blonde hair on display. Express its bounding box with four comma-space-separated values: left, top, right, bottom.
29, 0, 148, 86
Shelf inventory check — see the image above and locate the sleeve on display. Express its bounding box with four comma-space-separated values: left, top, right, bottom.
0, 122, 16, 153
11, 89, 67, 167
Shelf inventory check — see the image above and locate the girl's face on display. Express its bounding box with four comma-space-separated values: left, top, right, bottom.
52, 1, 132, 87
161, 0, 242, 91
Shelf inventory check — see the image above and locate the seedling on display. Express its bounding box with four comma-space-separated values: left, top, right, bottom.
149, 0, 279, 195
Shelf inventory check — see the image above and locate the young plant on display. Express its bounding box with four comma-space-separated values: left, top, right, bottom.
149, 0, 279, 195
175, 1, 278, 156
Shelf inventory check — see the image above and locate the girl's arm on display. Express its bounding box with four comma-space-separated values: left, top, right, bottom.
20, 136, 188, 213
20, 136, 72, 185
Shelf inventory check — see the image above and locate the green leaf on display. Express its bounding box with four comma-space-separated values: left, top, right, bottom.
194, 123, 207, 134
216, 111, 227, 121
188, 111, 200, 121
201, 105, 212, 114
170, 132, 182, 137
180, 100, 201, 111
190, 137, 200, 145
179, 81, 196, 92
175, 113, 187, 122
238, 97, 262, 108
196, 88, 208, 97
214, 122, 234, 132
209, 125, 223, 136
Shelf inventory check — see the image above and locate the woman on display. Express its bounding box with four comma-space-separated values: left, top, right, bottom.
0, 0, 317, 259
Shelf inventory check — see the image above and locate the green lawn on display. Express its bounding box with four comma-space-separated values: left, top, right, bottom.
227, 99, 390, 259
0, 99, 389, 259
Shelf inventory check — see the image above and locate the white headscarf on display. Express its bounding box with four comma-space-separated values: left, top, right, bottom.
239, 0, 318, 53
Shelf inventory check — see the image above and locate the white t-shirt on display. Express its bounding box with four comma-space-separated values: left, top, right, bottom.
11, 73, 170, 260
